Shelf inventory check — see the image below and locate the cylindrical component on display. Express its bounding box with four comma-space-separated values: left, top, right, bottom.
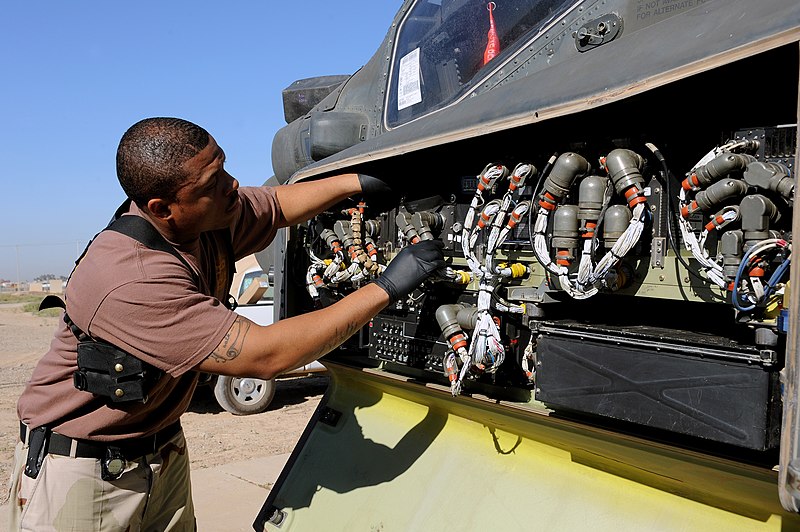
395, 212, 420, 243
603, 205, 632, 248
552, 205, 579, 265
540, 153, 590, 209
411, 211, 443, 241
744, 161, 795, 200
364, 219, 382, 237
333, 221, 354, 248
578, 175, 608, 238
683, 153, 755, 191
696, 178, 749, 211
320, 229, 343, 253
456, 306, 480, 331
603, 149, 646, 196
436, 304, 468, 342
720, 229, 744, 281
741, 194, 781, 242
578, 176, 607, 215
496, 262, 528, 279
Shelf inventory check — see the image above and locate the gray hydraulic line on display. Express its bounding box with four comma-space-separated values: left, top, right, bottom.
681, 178, 749, 217
333, 221, 353, 249
576, 149, 647, 290
744, 161, 795, 201
533, 153, 590, 276
332, 221, 361, 282
411, 211, 443, 241
603, 148, 646, 197
576, 175, 609, 285
396, 211, 420, 244
319, 228, 345, 280
540, 152, 591, 207
436, 304, 480, 343
720, 230, 744, 281
683, 153, 755, 190
436, 303, 480, 394
740, 194, 781, 243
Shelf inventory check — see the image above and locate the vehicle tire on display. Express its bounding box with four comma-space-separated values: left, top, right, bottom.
214, 376, 276, 415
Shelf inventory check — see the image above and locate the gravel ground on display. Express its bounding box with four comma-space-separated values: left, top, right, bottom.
0, 301, 325, 501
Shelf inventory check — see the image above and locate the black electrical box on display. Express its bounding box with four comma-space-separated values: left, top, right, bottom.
535, 322, 782, 451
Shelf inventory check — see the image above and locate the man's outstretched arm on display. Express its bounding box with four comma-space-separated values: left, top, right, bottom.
196, 240, 445, 379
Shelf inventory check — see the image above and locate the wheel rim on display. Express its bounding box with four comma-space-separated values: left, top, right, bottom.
231, 378, 266, 404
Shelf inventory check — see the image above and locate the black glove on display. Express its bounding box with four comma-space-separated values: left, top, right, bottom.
373, 240, 446, 303
357, 174, 399, 213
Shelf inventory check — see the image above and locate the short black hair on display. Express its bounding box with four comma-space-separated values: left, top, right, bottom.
116, 117, 210, 207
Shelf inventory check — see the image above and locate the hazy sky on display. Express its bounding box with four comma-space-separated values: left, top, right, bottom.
0, 1, 397, 281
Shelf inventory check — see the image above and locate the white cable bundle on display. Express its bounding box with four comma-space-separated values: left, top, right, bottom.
590, 202, 647, 283
323, 253, 343, 280
677, 185, 728, 289
533, 207, 564, 275
331, 261, 359, 283
576, 239, 595, 287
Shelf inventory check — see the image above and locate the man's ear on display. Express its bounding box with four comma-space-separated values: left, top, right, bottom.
146, 198, 172, 220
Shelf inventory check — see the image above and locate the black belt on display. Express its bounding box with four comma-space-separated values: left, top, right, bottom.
20, 421, 182, 461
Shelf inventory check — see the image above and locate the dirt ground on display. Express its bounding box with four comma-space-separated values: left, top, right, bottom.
0, 302, 326, 496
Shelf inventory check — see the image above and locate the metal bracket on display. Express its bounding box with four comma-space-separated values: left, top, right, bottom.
651, 237, 666, 269
318, 406, 342, 427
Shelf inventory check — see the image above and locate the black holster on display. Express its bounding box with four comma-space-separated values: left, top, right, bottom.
23, 426, 50, 479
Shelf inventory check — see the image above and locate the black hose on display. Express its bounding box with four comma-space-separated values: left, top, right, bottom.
527, 153, 558, 252
646, 143, 724, 290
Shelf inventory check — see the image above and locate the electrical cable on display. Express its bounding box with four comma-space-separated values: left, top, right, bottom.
645, 143, 727, 293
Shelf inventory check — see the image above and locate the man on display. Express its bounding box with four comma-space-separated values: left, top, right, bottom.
7, 117, 444, 530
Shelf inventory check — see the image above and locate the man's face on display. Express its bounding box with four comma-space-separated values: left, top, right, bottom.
171, 135, 240, 235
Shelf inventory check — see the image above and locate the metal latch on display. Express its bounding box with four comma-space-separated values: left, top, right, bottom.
575, 13, 623, 52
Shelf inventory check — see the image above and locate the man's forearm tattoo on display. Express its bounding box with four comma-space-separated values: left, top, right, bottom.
312, 320, 361, 359
210, 316, 251, 363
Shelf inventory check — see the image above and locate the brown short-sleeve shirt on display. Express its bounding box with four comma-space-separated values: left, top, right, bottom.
17, 186, 284, 441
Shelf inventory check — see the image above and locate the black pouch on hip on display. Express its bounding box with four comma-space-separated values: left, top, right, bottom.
74, 340, 163, 404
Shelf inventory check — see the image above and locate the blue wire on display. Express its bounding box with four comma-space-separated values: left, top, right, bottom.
763, 256, 791, 299
732, 245, 790, 312
731, 251, 757, 312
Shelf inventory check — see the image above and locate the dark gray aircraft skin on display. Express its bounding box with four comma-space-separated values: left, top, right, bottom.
272, 0, 799, 188
260, 0, 800, 522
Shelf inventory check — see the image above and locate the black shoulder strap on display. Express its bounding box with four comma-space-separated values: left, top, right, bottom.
106, 215, 201, 286
43, 200, 204, 337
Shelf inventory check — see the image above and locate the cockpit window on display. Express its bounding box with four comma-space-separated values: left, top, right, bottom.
386, 0, 576, 128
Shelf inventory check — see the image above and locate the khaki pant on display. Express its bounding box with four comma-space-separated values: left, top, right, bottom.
6, 429, 195, 531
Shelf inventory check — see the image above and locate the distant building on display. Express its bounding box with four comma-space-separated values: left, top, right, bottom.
29, 279, 65, 294
0, 280, 27, 292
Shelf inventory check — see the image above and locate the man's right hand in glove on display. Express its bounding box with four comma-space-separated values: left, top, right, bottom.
198, 240, 445, 380
373, 240, 446, 303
